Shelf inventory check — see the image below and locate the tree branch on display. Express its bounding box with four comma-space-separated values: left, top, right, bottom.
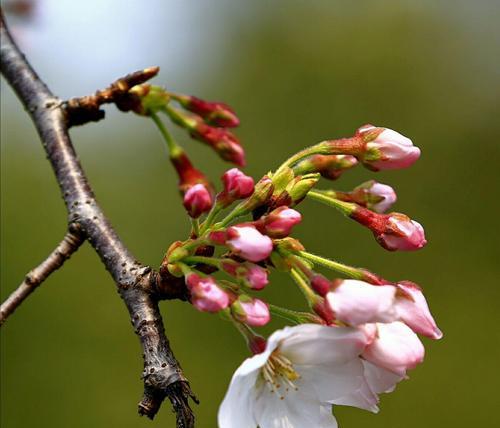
0, 10, 195, 426
0, 224, 84, 325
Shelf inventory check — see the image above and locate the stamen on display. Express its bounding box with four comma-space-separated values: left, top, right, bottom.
260, 349, 300, 396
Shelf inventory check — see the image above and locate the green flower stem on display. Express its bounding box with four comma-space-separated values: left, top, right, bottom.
191, 218, 200, 237
290, 268, 317, 306
200, 203, 224, 235
275, 143, 326, 176
150, 111, 183, 155
298, 251, 365, 280
215, 205, 246, 229
162, 105, 197, 129
307, 189, 356, 216
275, 138, 362, 176
268, 304, 322, 325
176, 262, 193, 277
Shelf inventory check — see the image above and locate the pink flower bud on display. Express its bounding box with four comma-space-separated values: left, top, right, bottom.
351, 209, 427, 252
178, 95, 240, 128
221, 260, 269, 290
226, 226, 273, 262
326, 280, 398, 326
192, 124, 246, 166
395, 281, 443, 340
357, 125, 421, 171
219, 168, 255, 206
243, 263, 269, 290
352, 180, 397, 213
361, 322, 425, 376
258, 206, 302, 238
231, 296, 270, 326
376, 213, 427, 251
185, 273, 230, 313
183, 183, 213, 218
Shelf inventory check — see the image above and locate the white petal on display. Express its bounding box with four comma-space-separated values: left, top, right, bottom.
362, 360, 404, 394
331, 378, 379, 413
279, 324, 367, 365
218, 366, 259, 428
296, 359, 365, 403
254, 384, 337, 428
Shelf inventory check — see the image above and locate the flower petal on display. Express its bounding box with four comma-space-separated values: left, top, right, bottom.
254, 384, 338, 428
362, 360, 404, 394
218, 366, 258, 428
280, 324, 368, 365
296, 358, 365, 403
331, 378, 379, 413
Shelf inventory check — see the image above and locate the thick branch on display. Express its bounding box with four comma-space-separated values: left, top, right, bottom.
0, 225, 84, 325
1, 10, 194, 426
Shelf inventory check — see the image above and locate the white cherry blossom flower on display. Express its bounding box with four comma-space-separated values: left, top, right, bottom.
218, 324, 371, 428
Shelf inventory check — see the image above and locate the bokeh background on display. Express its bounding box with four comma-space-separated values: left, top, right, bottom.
1, 1, 499, 427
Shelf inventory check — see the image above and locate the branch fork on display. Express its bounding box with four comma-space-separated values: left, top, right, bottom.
1, 9, 195, 427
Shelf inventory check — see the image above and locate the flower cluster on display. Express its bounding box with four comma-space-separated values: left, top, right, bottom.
129, 84, 440, 428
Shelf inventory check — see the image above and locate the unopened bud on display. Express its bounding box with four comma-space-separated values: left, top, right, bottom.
226, 226, 273, 262
256, 206, 302, 238
231, 295, 270, 327
351, 208, 427, 251
185, 273, 230, 313
191, 123, 246, 166
221, 260, 269, 290
237, 176, 274, 214
356, 125, 421, 171
218, 168, 255, 207
183, 183, 213, 218
174, 94, 240, 128
351, 180, 397, 213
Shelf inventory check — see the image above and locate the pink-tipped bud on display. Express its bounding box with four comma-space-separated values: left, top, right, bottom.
221, 260, 269, 290
326, 280, 398, 326
352, 180, 397, 213
376, 213, 427, 251
183, 183, 213, 218
192, 123, 246, 166
176, 95, 240, 128
257, 206, 302, 238
218, 168, 255, 207
231, 296, 270, 327
356, 125, 421, 171
395, 281, 443, 340
226, 226, 273, 262
361, 321, 425, 376
185, 273, 229, 313
310, 274, 332, 296
351, 209, 427, 251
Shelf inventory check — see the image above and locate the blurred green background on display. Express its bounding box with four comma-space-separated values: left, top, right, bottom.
1, 1, 499, 427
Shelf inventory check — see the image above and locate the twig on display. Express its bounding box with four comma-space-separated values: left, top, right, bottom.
65, 66, 159, 126
0, 9, 195, 426
0, 225, 84, 325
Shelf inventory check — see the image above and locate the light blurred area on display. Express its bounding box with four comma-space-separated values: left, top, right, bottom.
1, 1, 499, 427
